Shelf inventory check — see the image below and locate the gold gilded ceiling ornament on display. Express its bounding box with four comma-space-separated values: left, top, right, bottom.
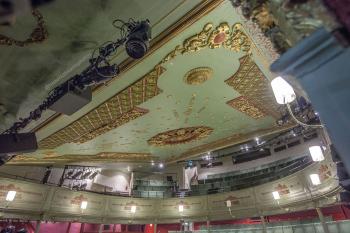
184, 67, 213, 85
0, 10, 48, 46
227, 96, 266, 119
38, 66, 165, 149
147, 126, 213, 146
225, 55, 282, 119
181, 22, 251, 55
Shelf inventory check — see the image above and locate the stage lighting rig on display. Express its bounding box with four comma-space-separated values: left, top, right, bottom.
0, 18, 151, 159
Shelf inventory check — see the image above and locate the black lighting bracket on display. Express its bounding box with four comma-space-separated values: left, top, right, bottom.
1, 18, 151, 135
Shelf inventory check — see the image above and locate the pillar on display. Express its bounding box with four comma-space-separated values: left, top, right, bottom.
66, 222, 71, 233
99, 224, 104, 233
260, 216, 267, 233
206, 220, 210, 233
153, 223, 157, 233
34, 221, 41, 233
316, 207, 330, 233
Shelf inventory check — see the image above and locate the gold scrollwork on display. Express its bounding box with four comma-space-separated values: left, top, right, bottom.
148, 126, 213, 147
0, 10, 48, 47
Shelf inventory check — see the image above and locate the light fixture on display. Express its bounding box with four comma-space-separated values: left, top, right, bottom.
6, 191, 16, 202
272, 191, 280, 200
159, 163, 164, 169
309, 146, 324, 162
81, 201, 88, 210
178, 204, 184, 212
271, 76, 296, 104
255, 137, 259, 142
226, 200, 232, 207
131, 205, 137, 213
127, 166, 130, 172
310, 174, 321, 186
150, 224, 153, 227
151, 161, 155, 166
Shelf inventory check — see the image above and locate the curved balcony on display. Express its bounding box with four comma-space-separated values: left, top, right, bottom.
0, 156, 340, 224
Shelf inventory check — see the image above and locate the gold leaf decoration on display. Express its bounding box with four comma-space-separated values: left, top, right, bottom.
38, 66, 165, 149
148, 126, 213, 146
184, 67, 213, 85
225, 55, 281, 119
181, 22, 251, 54
227, 96, 266, 119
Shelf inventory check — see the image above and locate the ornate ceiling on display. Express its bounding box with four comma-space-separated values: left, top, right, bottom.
4, 0, 288, 165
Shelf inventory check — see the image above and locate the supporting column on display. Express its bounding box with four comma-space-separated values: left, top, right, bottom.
34, 221, 41, 233
260, 216, 267, 233
153, 223, 157, 233
80, 223, 85, 233
66, 222, 71, 233
206, 220, 210, 233
98, 224, 104, 233
316, 207, 330, 233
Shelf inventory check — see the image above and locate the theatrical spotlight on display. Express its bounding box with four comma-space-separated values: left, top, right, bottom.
0, 18, 151, 161
125, 19, 152, 59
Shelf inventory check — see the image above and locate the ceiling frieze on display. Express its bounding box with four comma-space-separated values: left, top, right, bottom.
38, 66, 165, 149
225, 55, 282, 119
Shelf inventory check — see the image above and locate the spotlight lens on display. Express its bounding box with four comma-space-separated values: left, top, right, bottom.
309, 146, 324, 162
271, 76, 296, 104
126, 39, 148, 59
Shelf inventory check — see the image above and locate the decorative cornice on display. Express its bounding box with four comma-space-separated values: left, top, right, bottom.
10, 152, 156, 165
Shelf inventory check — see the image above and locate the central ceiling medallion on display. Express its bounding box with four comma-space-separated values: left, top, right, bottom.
148, 126, 213, 146
184, 67, 213, 85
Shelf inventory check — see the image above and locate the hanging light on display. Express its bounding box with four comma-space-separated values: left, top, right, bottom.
310, 174, 321, 186
131, 205, 137, 213
309, 146, 324, 162
271, 76, 296, 104
159, 163, 164, 169
80, 201, 88, 210
178, 204, 184, 212
6, 191, 16, 202
272, 191, 280, 200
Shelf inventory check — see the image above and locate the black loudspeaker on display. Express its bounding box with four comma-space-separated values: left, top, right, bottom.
49, 86, 92, 115
0, 132, 37, 154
